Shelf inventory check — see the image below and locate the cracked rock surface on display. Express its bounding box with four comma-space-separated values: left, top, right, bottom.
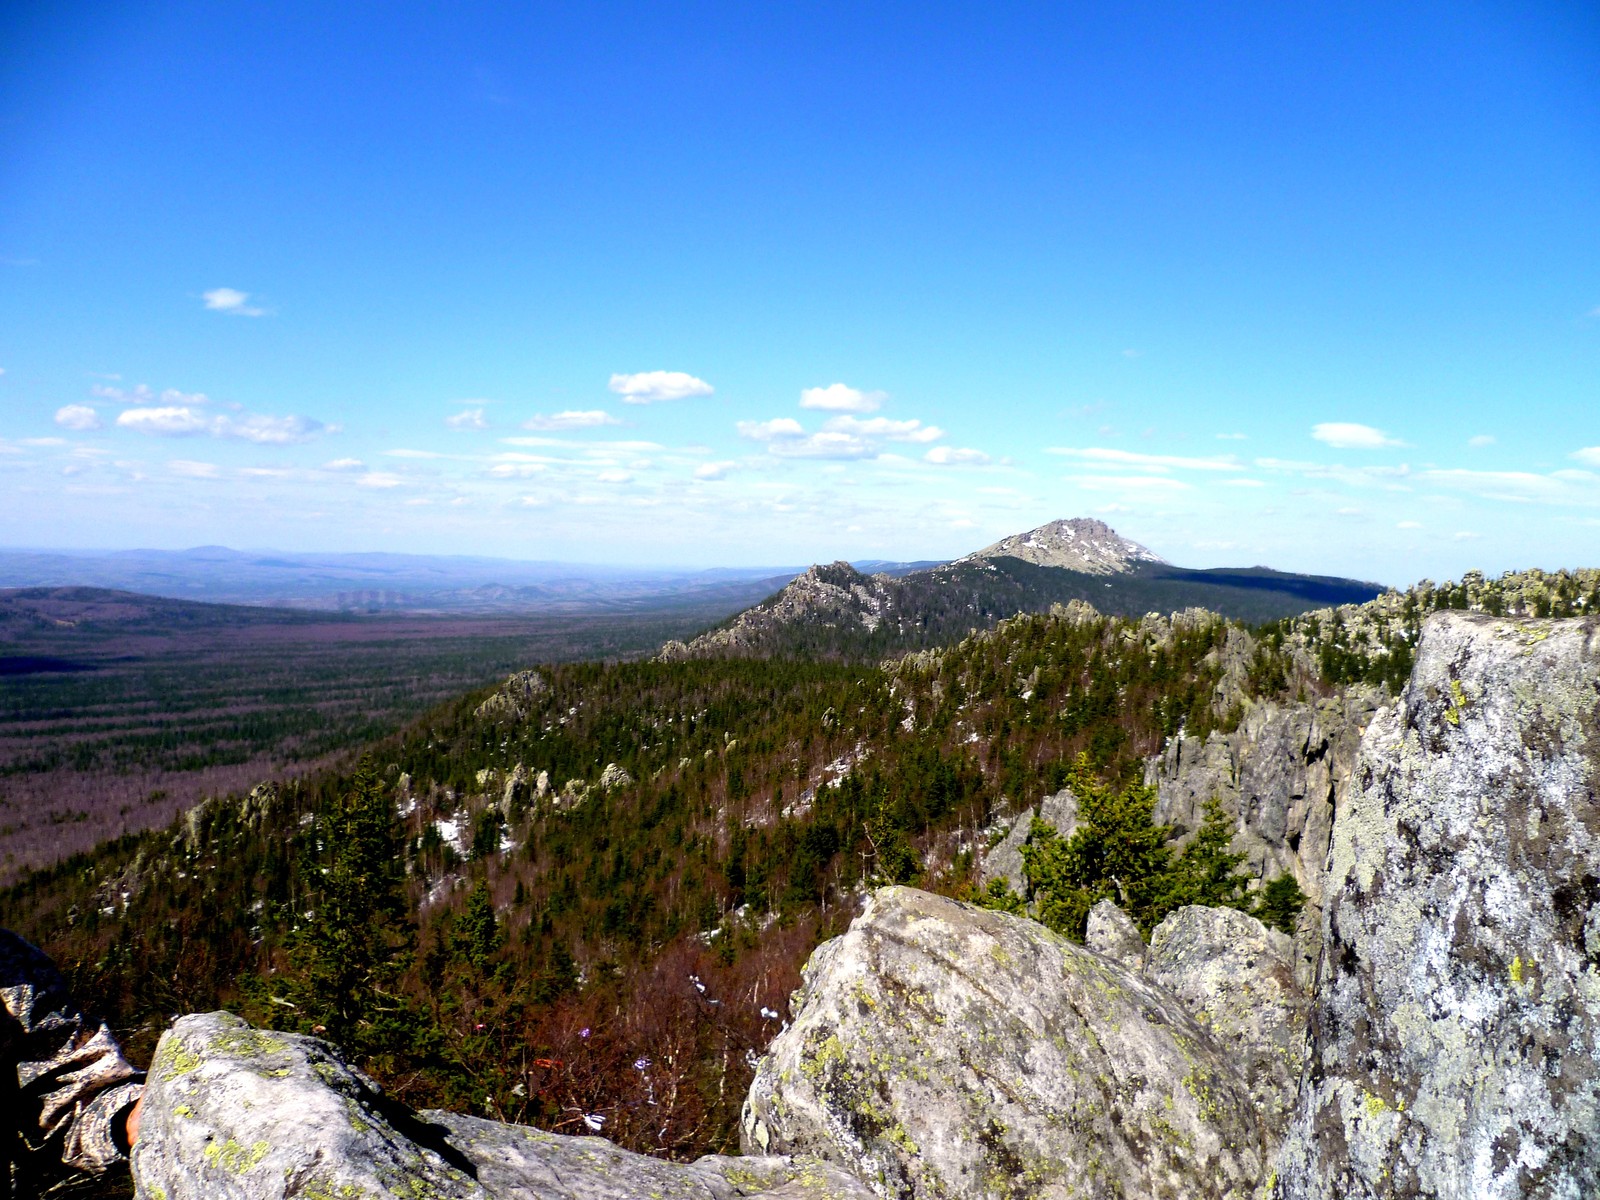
131, 1011, 873, 1200
1276, 612, 1600, 1200
1146, 904, 1306, 1142
742, 886, 1267, 1200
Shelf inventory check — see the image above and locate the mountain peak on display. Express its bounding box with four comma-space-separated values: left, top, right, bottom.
959, 518, 1165, 575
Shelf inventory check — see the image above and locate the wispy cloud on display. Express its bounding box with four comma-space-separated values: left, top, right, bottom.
523, 410, 621, 431
1048, 446, 1245, 472
608, 371, 713, 404
824, 415, 943, 443
1073, 474, 1192, 492
358, 472, 402, 489
800, 383, 884, 414
595, 469, 633, 483
695, 461, 737, 480
924, 446, 991, 466
1255, 458, 1411, 491
55, 405, 102, 431
115, 405, 326, 443
323, 458, 365, 472
168, 459, 220, 479
1215, 432, 1247, 441
1571, 446, 1600, 468
1419, 467, 1600, 507
445, 408, 487, 431
1311, 422, 1405, 450
1468, 435, 1496, 448
212, 413, 326, 444
202, 287, 269, 317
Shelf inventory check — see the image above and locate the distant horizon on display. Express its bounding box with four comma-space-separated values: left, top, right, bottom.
6, 523, 1586, 592
3, 4, 1596, 584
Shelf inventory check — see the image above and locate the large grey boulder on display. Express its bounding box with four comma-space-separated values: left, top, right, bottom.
1147, 905, 1307, 1141
742, 886, 1268, 1200
131, 1011, 873, 1200
1276, 612, 1600, 1200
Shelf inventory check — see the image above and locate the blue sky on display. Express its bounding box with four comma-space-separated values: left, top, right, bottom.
1, 1, 1597, 584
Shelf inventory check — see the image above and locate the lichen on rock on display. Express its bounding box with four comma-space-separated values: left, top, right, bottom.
743, 886, 1267, 1200
1275, 612, 1600, 1200
132, 1011, 873, 1200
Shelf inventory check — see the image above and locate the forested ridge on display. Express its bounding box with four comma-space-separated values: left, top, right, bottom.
3, 567, 1596, 1166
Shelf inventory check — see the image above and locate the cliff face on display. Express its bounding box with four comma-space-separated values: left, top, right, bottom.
1278, 612, 1600, 1199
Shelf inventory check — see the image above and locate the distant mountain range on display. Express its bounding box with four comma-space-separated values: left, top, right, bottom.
0, 547, 809, 614
661, 518, 1386, 659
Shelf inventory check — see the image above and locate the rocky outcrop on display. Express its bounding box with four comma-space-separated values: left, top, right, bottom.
956, 517, 1166, 574
742, 886, 1268, 1200
1145, 690, 1380, 983
978, 786, 1078, 896
474, 670, 549, 724
132, 1011, 873, 1200
660, 564, 895, 660
1147, 905, 1306, 1141
1277, 612, 1600, 1199
1084, 898, 1146, 972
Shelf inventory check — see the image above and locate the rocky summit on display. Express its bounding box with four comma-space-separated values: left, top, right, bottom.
957, 517, 1166, 574
124, 607, 1600, 1199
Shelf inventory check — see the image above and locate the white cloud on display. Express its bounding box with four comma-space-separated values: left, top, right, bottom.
1311, 422, 1405, 450
800, 383, 883, 413
1073, 475, 1192, 492
1468, 435, 1496, 448
596, 469, 633, 483
324, 458, 365, 471
1419, 467, 1600, 507
109, 393, 324, 444
117, 406, 210, 436
924, 446, 991, 466
1255, 458, 1412, 490
1216, 432, 1247, 441
446, 407, 487, 431
694, 461, 737, 480
357, 472, 402, 489
737, 417, 806, 442
824, 415, 944, 443
1453, 530, 1482, 541
21, 437, 65, 446
1048, 447, 1244, 472
1571, 447, 1600, 467
1220, 478, 1265, 488
524, 410, 622, 431
168, 459, 220, 479
211, 413, 325, 444
1397, 520, 1423, 529
608, 370, 713, 404
386, 448, 444, 459
202, 287, 268, 317
55, 405, 101, 431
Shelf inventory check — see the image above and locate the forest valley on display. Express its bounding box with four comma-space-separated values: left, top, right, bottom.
2, 567, 1597, 1166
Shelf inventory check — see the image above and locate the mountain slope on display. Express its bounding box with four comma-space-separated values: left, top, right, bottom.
661, 519, 1385, 660
958, 517, 1166, 573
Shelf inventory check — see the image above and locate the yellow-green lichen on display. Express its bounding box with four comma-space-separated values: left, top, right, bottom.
155, 1039, 203, 1081
203, 1137, 270, 1173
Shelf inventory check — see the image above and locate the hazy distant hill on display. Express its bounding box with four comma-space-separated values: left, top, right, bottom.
662, 518, 1386, 659
0, 547, 813, 614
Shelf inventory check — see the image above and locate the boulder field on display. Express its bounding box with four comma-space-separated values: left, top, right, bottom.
129, 612, 1600, 1199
